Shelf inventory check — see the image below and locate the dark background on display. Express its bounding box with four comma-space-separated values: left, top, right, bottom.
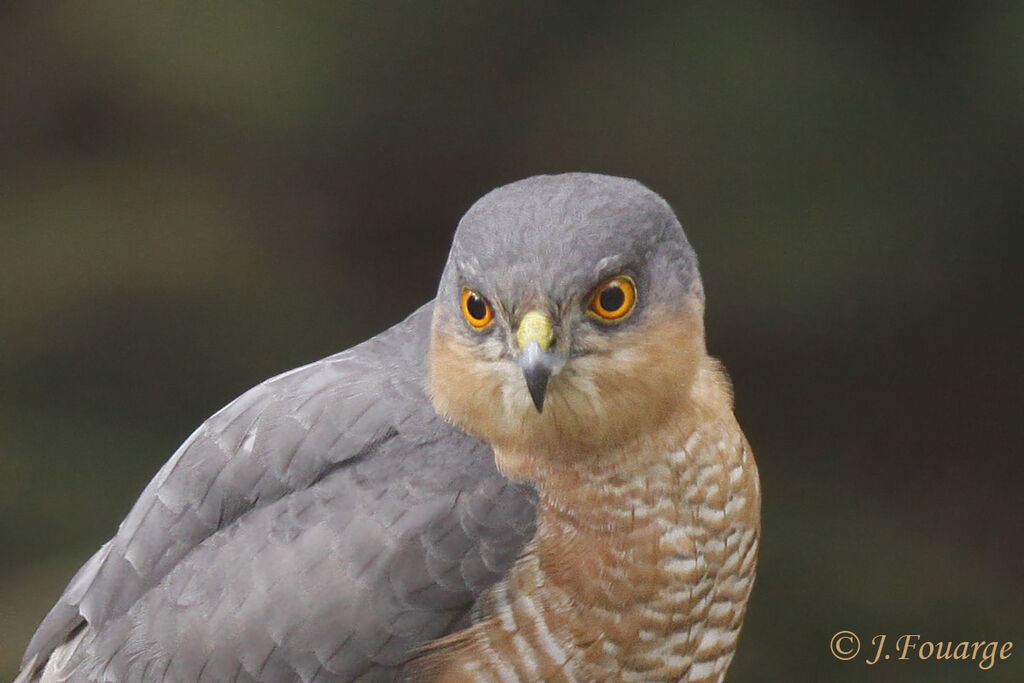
2, 3, 1021, 681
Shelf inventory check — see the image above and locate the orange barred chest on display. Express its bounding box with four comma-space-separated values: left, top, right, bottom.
413, 426, 761, 683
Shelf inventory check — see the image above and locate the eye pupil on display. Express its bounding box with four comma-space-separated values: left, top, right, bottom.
466, 293, 487, 320
588, 275, 636, 321
461, 288, 494, 328
600, 285, 625, 312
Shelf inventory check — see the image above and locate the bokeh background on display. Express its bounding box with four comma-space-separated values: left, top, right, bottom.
2, 3, 1021, 681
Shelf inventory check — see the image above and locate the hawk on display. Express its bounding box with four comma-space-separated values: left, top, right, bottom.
17, 173, 760, 682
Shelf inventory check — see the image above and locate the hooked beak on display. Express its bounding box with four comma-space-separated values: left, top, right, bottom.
515, 310, 561, 412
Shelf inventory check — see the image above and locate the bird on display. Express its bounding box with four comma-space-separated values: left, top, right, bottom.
16, 173, 760, 683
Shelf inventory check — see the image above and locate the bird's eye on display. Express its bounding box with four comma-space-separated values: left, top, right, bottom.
461, 288, 494, 329
588, 275, 637, 321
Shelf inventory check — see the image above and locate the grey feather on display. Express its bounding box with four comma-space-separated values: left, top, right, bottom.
18, 303, 537, 682
19, 172, 691, 683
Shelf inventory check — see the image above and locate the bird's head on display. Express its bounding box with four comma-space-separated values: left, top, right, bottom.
429, 173, 707, 477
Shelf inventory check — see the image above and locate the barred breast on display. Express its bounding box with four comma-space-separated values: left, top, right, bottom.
411, 363, 760, 683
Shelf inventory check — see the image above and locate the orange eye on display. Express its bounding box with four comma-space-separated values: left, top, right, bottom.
461, 288, 494, 328
589, 275, 637, 321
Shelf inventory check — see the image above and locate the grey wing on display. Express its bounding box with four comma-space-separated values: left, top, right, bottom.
17, 303, 537, 683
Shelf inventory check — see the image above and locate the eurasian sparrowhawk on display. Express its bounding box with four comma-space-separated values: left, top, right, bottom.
17, 173, 760, 682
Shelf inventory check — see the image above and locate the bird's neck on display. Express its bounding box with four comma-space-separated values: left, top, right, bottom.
493, 354, 731, 506
523, 354, 755, 537
413, 358, 760, 682
493, 358, 758, 679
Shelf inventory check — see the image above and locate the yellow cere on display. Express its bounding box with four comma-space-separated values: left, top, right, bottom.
516, 310, 554, 350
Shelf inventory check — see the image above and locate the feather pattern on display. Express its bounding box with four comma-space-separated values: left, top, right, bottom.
18, 304, 538, 683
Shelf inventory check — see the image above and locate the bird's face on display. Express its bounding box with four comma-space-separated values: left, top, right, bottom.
429, 174, 707, 474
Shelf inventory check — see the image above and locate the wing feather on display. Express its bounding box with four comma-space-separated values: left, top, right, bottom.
19, 303, 537, 682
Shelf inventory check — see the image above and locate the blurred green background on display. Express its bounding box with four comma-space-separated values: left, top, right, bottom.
1, 2, 1021, 681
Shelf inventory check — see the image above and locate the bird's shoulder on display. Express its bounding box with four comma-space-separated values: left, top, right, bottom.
21, 302, 537, 682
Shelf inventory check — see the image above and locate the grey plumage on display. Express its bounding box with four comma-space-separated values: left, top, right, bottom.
19, 304, 536, 682
19, 172, 712, 683
439, 174, 701, 326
